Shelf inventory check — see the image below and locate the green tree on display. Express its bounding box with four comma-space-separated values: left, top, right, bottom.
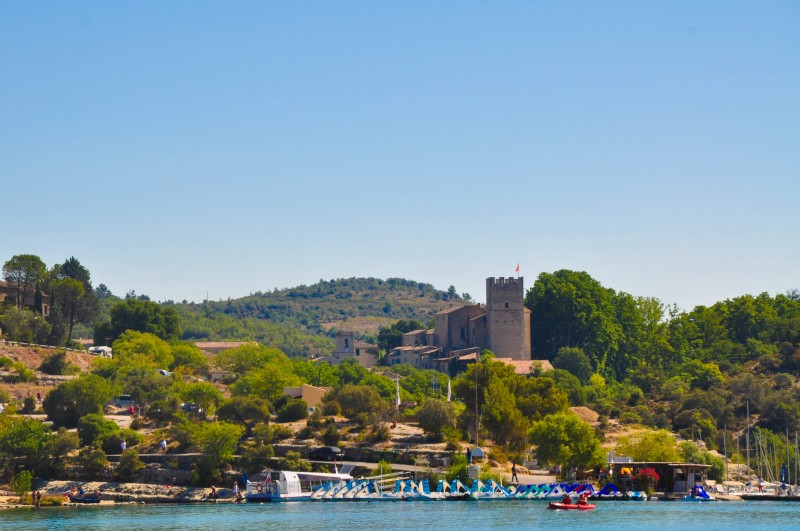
552, 347, 593, 383
75, 446, 108, 479
95, 298, 181, 345
47, 277, 85, 345
42, 374, 116, 428
181, 382, 223, 419
10, 470, 33, 496
0, 415, 50, 477
191, 421, 245, 484
2, 254, 47, 311
333, 385, 388, 420
417, 399, 457, 442
77, 413, 120, 446
275, 450, 312, 472
170, 342, 209, 373
377, 319, 426, 353
529, 412, 604, 472
217, 396, 271, 436
116, 448, 145, 480
615, 429, 681, 462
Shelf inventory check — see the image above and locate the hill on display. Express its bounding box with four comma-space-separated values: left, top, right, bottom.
175, 277, 464, 340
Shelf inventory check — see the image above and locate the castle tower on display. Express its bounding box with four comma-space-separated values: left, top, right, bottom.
485, 277, 531, 361
334, 331, 355, 359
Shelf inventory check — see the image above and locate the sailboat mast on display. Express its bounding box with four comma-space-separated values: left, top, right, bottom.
723, 424, 728, 482
746, 400, 751, 481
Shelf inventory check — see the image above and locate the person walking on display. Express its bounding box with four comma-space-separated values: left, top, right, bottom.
120, 440, 127, 452
160, 439, 167, 452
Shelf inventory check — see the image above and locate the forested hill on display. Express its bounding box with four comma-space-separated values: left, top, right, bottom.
175, 277, 464, 339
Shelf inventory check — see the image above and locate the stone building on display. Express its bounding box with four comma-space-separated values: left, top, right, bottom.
326, 330, 379, 368
388, 276, 531, 368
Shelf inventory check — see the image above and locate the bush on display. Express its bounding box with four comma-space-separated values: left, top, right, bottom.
241, 442, 275, 472
320, 424, 340, 447
116, 448, 145, 480
10, 470, 33, 496
620, 411, 642, 425
366, 423, 390, 443
254, 424, 293, 444
38, 352, 71, 375
322, 401, 341, 416
102, 429, 144, 454
417, 399, 456, 442
276, 398, 309, 422
78, 413, 120, 446
276, 450, 312, 472
75, 447, 108, 479
21, 396, 37, 414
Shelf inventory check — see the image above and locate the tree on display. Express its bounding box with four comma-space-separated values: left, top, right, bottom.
191, 421, 245, 484
529, 412, 604, 472
95, 298, 181, 345
615, 429, 681, 462
75, 447, 108, 479
2, 254, 47, 310
217, 396, 271, 436
181, 382, 223, 418
417, 399, 457, 442
42, 374, 116, 428
526, 270, 652, 379
377, 319, 426, 353
77, 413, 120, 446
10, 470, 33, 497
116, 448, 145, 480
0, 415, 50, 477
170, 342, 209, 373
552, 347, 593, 383
333, 385, 388, 420
47, 257, 99, 345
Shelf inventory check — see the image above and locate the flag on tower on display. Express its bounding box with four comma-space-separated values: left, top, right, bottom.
515, 262, 520, 274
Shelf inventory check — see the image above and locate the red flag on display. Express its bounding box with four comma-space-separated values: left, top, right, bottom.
515, 262, 520, 273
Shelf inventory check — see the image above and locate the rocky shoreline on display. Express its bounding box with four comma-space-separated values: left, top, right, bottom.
1, 480, 242, 508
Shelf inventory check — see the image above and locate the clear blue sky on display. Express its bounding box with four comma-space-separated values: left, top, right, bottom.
2, 1, 798, 311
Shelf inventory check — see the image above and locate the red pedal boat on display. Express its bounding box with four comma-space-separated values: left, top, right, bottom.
548, 501, 596, 510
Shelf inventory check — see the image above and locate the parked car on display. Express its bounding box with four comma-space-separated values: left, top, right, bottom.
308, 446, 344, 461
107, 395, 134, 408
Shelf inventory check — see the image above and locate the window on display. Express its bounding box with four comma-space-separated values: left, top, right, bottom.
460, 327, 467, 339
356, 349, 360, 356
504, 302, 509, 308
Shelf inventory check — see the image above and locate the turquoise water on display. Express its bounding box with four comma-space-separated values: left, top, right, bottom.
2, 500, 799, 530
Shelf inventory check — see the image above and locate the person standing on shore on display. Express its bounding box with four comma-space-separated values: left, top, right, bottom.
160, 439, 167, 452
511, 463, 518, 484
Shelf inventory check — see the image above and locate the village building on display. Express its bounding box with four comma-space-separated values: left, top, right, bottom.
283, 383, 332, 409
382, 277, 533, 373
0, 279, 51, 317
323, 331, 379, 368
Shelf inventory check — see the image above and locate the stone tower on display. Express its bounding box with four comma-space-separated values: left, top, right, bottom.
485, 276, 531, 361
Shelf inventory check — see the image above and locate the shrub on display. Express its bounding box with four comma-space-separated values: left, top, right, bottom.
38, 352, 71, 375
322, 401, 341, 416
21, 396, 37, 414
75, 447, 108, 479
417, 399, 456, 442
366, 423, 390, 443
10, 470, 33, 496
276, 451, 312, 472
620, 411, 642, 425
116, 448, 145, 480
241, 442, 275, 472
78, 413, 120, 446
276, 398, 309, 423
320, 424, 340, 447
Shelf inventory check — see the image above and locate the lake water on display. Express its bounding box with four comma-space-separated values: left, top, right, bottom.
2, 500, 799, 530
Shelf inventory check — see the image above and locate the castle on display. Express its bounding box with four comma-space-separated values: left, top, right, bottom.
331, 276, 532, 373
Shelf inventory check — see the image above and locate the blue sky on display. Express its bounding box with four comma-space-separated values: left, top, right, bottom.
2, 1, 798, 311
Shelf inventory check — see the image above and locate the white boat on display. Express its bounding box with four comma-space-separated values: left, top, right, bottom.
246, 470, 353, 502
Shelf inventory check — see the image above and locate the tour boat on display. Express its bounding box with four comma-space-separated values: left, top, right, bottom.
246, 470, 352, 502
